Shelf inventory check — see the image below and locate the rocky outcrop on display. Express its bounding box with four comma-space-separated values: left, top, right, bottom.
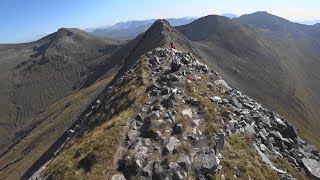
107, 47, 319, 179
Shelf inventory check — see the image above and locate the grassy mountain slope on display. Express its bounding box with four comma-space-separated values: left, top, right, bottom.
0, 28, 122, 155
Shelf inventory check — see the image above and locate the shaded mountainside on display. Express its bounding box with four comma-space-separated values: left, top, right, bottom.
0, 28, 124, 178
177, 14, 320, 148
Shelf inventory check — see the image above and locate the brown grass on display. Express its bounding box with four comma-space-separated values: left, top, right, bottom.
272, 157, 308, 180
0, 73, 114, 180
214, 135, 279, 180
43, 59, 150, 179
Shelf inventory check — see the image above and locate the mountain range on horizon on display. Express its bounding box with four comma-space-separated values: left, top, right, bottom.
5, 13, 320, 44
0, 11, 320, 179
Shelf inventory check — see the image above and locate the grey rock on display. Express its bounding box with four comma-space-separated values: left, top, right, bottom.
160, 86, 170, 95
154, 160, 165, 179
244, 114, 254, 124
164, 137, 180, 154
245, 124, 256, 135
134, 114, 143, 122
287, 156, 299, 166
151, 119, 164, 129
230, 97, 243, 109
181, 56, 191, 64
111, 174, 126, 180
192, 119, 201, 127
127, 130, 139, 141
194, 153, 219, 175
168, 162, 179, 170
281, 124, 298, 139
260, 117, 271, 126
221, 111, 231, 119
186, 97, 199, 106
253, 143, 286, 174
215, 133, 225, 151
227, 120, 238, 132
172, 124, 183, 134
178, 154, 191, 171
260, 143, 268, 152
142, 161, 153, 177
150, 56, 160, 65
207, 83, 214, 89
182, 108, 193, 118
222, 99, 230, 105
302, 158, 320, 179
273, 117, 287, 128
173, 171, 184, 180
169, 74, 180, 81
214, 79, 232, 90
210, 96, 222, 104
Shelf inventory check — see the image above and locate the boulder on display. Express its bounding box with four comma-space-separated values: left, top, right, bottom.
178, 154, 191, 171
164, 137, 180, 154
215, 133, 225, 151
260, 117, 271, 126
209, 96, 222, 104
111, 174, 126, 180
182, 108, 193, 118
186, 98, 199, 106
230, 97, 243, 109
192, 119, 201, 127
181, 56, 191, 64
160, 86, 170, 95
171, 61, 182, 72
169, 74, 180, 81
194, 153, 219, 175
260, 143, 268, 152
153, 160, 165, 179
172, 124, 183, 134
134, 114, 143, 122
207, 83, 214, 89
127, 130, 139, 142
227, 120, 238, 132
281, 124, 298, 139
142, 161, 153, 177
273, 117, 286, 129
302, 158, 320, 179
214, 79, 232, 90
221, 111, 231, 119
173, 171, 184, 180
168, 161, 179, 170
245, 124, 256, 135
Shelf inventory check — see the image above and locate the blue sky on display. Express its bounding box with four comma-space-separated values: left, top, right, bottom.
0, 0, 319, 43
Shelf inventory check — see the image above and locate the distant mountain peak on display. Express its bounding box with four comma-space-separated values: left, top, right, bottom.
150, 19, 172, 30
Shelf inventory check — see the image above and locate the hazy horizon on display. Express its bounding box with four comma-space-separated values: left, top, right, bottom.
1, 0, 320, 43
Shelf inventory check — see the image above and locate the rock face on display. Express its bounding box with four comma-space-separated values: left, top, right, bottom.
111, 47, 319, 179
